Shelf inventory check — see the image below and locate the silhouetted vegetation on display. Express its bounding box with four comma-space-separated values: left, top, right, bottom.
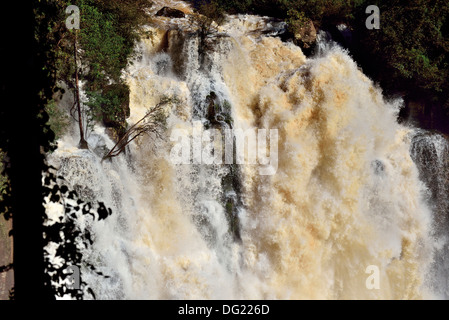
42, 168, 112, 299
1, 0, 62, 300
1, 0, 119, 300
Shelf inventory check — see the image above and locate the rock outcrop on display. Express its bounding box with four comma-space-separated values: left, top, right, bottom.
155, 7, 186, 18
293, 19, 317, 48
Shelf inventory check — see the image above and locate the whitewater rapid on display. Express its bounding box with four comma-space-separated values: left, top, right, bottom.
46, 0, 449, 299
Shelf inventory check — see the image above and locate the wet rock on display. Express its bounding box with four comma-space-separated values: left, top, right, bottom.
410, 131, 449, 232
293, 19, 317, 48
206, 92, 220, 128
336, 24, 353, 47
371, 160, 385, 175
215, 114, 225, 122
155, 7, 186, 19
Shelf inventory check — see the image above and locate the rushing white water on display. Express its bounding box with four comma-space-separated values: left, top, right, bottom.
46, 0, 449, 299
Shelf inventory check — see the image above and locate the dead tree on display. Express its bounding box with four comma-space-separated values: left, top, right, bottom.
73, 31, 88, 149
102, 97, 173, 160
189, 2, 226, 59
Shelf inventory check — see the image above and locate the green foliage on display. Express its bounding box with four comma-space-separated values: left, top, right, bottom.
45, 0, 152, 140
286, 9, 309, 35
196, 0, 226, 23
189, 0, 227, 56
77, 1, 127, 89
191, 0, 361, 26
355, 0, 449, 110
45, 100, 70, 140
86, 84, 129, 122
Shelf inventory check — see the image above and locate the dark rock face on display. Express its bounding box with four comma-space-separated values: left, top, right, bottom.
371, 160, 385, 175
155, 7, 186, 18
410, 130, 449, 298
410, 131, 449, 231
398, 98, 449, 136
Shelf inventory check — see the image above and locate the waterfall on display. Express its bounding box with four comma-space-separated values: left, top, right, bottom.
410, 130, 449, 299
45, 0, 449, 299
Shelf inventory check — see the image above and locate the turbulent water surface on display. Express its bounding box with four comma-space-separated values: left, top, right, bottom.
46, 0, 449, 299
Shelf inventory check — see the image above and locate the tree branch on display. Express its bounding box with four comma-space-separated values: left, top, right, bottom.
102, 97, 175, 161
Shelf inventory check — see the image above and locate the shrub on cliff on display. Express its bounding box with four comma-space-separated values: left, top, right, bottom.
46, 0, 152, 142
354, 0, 449, 108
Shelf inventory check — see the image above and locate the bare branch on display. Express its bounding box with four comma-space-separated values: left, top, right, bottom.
102, 96, 177, 161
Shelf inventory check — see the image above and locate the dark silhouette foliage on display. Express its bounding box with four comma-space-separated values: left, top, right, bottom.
42, 168, 112, 299
0, 0, 114, 300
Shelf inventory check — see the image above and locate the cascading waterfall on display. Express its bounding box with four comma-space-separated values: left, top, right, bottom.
410, 130, 449, 299
46, 0, 449, 299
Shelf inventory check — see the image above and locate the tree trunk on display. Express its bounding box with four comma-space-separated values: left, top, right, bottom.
1, 0, 55, 300
74, 32, 88, 150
